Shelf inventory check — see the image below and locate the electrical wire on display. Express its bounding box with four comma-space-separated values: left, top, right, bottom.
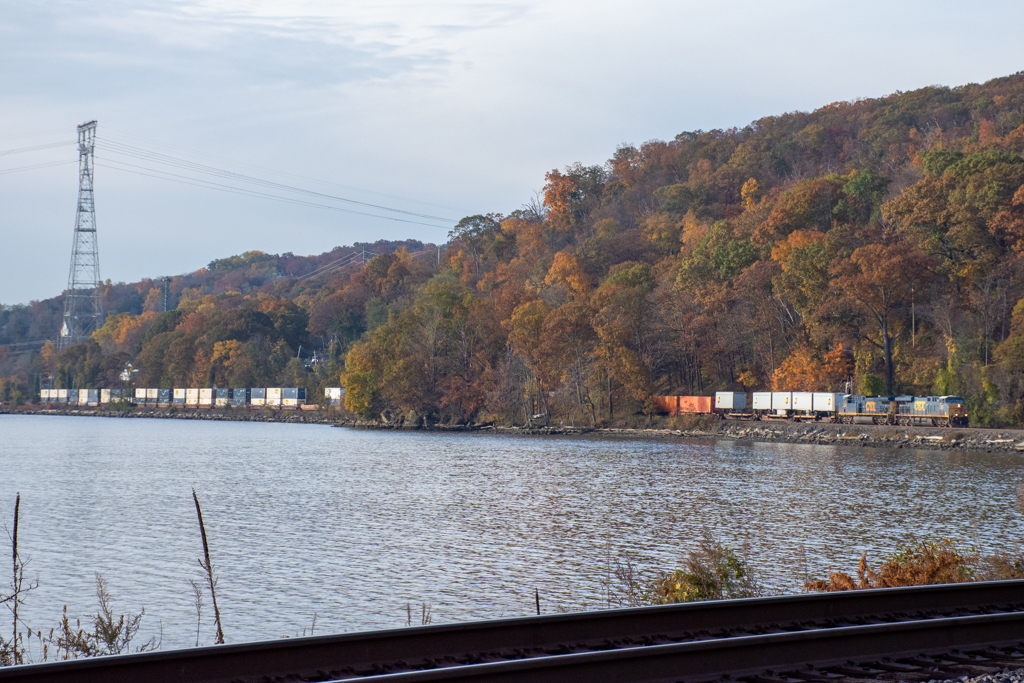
102, 128, 470, 214
0, 140, 75, 156
97, 137, 457, 223
0, 159, 77, 175
95, 158, 451, 228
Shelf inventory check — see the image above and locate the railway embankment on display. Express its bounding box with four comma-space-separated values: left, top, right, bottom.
7, 406, 1024, 452
348, 417, 1024, 452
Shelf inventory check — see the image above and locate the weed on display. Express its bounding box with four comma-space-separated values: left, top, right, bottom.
605, 533, 761, 606
805, 538, 977, 591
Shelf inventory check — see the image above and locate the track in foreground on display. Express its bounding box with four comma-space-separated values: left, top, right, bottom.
2, 580, 1024, 683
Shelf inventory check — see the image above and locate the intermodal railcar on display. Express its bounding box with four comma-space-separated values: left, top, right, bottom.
652, 391, 969, 427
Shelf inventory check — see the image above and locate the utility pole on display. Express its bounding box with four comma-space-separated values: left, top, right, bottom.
59, 120, 103, 349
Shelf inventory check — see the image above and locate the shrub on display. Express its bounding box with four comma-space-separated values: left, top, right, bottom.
805, 538, 976, 591
612, 533, 761, 606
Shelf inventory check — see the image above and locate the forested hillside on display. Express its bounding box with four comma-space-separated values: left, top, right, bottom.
5, 72, 1024, 426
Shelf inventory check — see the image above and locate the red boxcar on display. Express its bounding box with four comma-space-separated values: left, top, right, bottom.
653, 396, 678, 414
678, 396, 714, 414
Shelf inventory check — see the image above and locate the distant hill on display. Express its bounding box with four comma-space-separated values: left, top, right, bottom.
5, 72, 1024, 427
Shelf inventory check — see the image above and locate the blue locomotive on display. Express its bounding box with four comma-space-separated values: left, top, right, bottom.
835, 394, 968, 427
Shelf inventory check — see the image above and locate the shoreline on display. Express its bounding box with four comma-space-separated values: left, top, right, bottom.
5, 406, 1024, 453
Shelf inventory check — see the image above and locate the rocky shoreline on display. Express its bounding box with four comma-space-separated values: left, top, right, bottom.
6, 407, 1024, 452
343, 416, 1024, 453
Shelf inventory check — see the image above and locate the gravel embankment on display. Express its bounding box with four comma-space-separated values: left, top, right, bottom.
933, 670, 1024, 683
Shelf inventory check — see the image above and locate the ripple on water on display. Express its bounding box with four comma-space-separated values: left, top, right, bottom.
1, 414, 1022, 650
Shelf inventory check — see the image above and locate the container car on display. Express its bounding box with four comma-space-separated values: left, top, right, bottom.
678, 396, 713, 414
714, 392, 746, 414
792, 392, 813, 413
251, 388, 266, 406
282, 387, 306, 407
199, 388, 214, 406
186, 388, 200, 406
652, 396, 678, 415
266, 387, 282, 407
173, 388, 186, 405
771, 391, 793, 416
230, 388, 250, 407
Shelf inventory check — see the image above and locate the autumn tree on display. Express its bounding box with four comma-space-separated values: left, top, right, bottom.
829, 242, 933, 394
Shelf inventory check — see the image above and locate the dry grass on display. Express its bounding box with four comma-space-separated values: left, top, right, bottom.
805, 539, 976, 591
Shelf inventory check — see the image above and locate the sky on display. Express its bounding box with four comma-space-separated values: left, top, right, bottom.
2, 0, 1024, 305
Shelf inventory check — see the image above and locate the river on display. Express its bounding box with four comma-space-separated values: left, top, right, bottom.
0, 414, 1021, 651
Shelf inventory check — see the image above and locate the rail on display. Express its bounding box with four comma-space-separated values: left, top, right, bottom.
1, 580, 1023, 683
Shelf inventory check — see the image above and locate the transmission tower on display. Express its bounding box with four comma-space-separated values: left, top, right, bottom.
58, 120, 103, 349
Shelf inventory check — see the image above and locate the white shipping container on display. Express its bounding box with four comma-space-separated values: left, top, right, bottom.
813, 392, 843, 412
283, 398, 299, 406
57, 389, 68, 400
40, 389, 51, 400
186, 388, 200, 405
771, 391, 793, 410
792, 392, 814, 411
199, 388, 214, 399
101, 389, 111, 403
146, 388, 158, 400
174, 388, 186, 400
715, 392, 746, 410
215, 397, 229, 406
135, 388, 147, 400
752, 392, 772, 410
266, 388, 282, 406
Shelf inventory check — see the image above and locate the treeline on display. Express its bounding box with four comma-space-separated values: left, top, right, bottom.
0, 240, 429, 404
341, 72, 1024, 426
6, 72, 1024, 426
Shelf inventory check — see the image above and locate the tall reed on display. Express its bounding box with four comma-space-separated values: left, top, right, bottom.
192, 488, 224, 644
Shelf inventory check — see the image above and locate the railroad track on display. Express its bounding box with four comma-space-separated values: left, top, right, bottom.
2, 580, 1023, 683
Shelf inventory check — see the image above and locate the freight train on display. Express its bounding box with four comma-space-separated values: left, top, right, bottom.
38, 387, 346, 408
654, 391, 969, 427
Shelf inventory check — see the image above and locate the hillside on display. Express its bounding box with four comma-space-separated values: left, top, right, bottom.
5, 72, 1024, 426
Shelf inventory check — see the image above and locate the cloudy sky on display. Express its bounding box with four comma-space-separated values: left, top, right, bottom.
2, 0, 1023, 304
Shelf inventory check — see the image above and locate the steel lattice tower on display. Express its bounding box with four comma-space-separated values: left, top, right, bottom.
58, 120, 103, 349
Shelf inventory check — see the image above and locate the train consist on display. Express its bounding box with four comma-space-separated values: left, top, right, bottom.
655, 391, 969, 427
39, 387, 346, 408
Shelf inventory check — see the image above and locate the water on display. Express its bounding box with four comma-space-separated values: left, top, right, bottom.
1, 414, 1022, 651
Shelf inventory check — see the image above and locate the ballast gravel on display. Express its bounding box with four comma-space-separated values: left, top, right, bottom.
930, 670, 1024, 683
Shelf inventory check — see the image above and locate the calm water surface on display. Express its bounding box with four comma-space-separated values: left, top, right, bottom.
1, 414, 1022, 650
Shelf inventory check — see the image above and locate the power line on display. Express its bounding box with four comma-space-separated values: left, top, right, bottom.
95, 158, 453, 229
0, 159, 77, 175
102, 128, 471, 215
97, 138, 457, 223
0, 140, 75, 156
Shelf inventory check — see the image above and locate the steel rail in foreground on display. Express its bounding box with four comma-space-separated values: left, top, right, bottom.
1, 580, 1023, 683
357, 611, 1024, 683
